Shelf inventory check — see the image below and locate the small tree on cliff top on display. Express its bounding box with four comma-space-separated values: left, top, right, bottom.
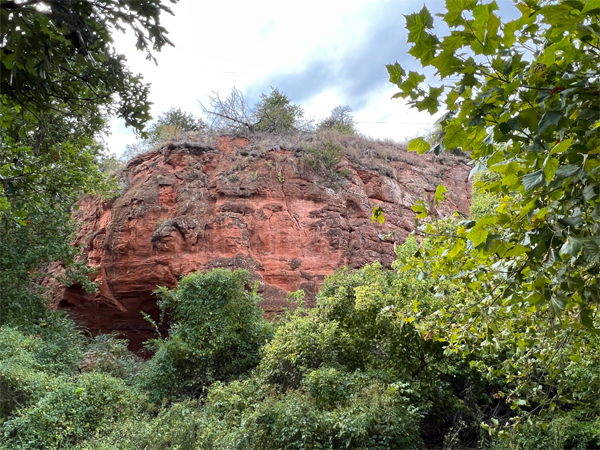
201, 87, 312, 134
318, 105, 357, 135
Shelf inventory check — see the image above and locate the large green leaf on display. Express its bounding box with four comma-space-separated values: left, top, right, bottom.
408, 137, 431, 154
386, 62, 405, 85
467, 222, 489, 246
522, 170, 545, 191
444, 0, 478, 26
538, 111, 562, 133
400, 71, 426, 92
543, 156, 559, 183
405, 6, 434, 43
554, 165, 580, 180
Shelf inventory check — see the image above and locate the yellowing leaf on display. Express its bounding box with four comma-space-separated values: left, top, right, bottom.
371, 205, 385, 223
447, 238, 466, 258
549, 138, 572, 156
543, 156, 559, 183
467, 223, 488, 246
504, 244, 529, 257
434, 184, 448, 206
412, 203, 428, 219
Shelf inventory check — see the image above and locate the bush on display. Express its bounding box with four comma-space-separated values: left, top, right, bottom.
72, 400, 206, 450
2, 372, 138, 450
0, 319, 84, 422
139, 268, 273, 401
79, 333, 143, 383
317, 105, 357, 135
484, 412, 600, 450
259, 316, 358, 389
0, 328, 53, 422
200, 377, 422, 450
302, 142, 350, 182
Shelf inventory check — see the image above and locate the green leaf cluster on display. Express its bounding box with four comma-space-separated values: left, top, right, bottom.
1, 1, 176, 332
139, 269, 273, 401
301, 141, 350, 183
1, 0, 177, 134
388, 0, 600, 339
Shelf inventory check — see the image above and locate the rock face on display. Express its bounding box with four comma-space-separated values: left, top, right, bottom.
49, 134, 472, 350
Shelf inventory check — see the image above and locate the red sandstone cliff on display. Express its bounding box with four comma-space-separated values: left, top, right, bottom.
49, 132, 472, 349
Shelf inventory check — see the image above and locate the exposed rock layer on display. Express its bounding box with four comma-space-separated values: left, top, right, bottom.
50, 135, 472, 350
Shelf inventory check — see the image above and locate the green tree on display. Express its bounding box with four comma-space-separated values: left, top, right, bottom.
0, 1, 177, 327
148, 107, 205, 145
254, 87, 310, 133
140, 269, 273, 401
122, 107, 205, 160
318, 105, 357, 135
1, 0, 176, 134
387, 0, 600, 329
1, 0, 177, 221
201, 87, 312, 134
379, 0, 600, 433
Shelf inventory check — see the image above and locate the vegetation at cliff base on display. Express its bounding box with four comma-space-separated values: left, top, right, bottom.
1, 0, 599, 449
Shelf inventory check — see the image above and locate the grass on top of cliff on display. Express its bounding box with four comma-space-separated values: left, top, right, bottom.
116, 128, 468, 182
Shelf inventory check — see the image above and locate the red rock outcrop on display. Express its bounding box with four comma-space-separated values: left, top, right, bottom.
49, 134, 472, 350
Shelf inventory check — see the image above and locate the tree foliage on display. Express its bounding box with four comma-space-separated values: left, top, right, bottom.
1, 0, 177, 222
122, 107, 205, 160
140, 269, 272, 401
1, 0, 177, 133
0, 0, 176, 328
318, 105, 357, 135
387, 0, 600, 332
201, 87, 312, 134
254, 87, 309, 134
148, 107, 205, 144
1, 258, 598, 449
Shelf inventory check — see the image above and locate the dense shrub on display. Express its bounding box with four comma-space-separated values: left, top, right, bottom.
483, 412, 600, 450
194, 376, 422, 450
0, 318, 83, 422
1, 239, 597, 450
79, 333, 143, 383
68, 400, 206, 450
0, 328, 53, 422
2, 372, 138, 450
139, 268, 273, 401
317, 105, 357, 136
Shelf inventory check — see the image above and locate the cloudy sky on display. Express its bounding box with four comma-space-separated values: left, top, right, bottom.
105, 0, 519, 156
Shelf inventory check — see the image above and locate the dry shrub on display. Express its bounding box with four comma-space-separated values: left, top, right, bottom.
121, 129, 468, 190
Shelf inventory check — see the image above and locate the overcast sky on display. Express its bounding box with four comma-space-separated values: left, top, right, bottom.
105, 0, 519, 156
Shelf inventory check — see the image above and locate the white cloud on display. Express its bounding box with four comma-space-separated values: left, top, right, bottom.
104, 0, 518, 156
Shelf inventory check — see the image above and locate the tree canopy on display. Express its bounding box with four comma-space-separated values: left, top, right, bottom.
0, 0, 177, 327
201, 87, 312, 134
1, 0, 177, 133
318, 105, 357, 135
122, 107, 205, 160
386, 0, 600, 330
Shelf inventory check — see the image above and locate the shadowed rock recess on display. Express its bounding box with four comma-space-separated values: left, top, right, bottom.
49, 132, 472, 350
